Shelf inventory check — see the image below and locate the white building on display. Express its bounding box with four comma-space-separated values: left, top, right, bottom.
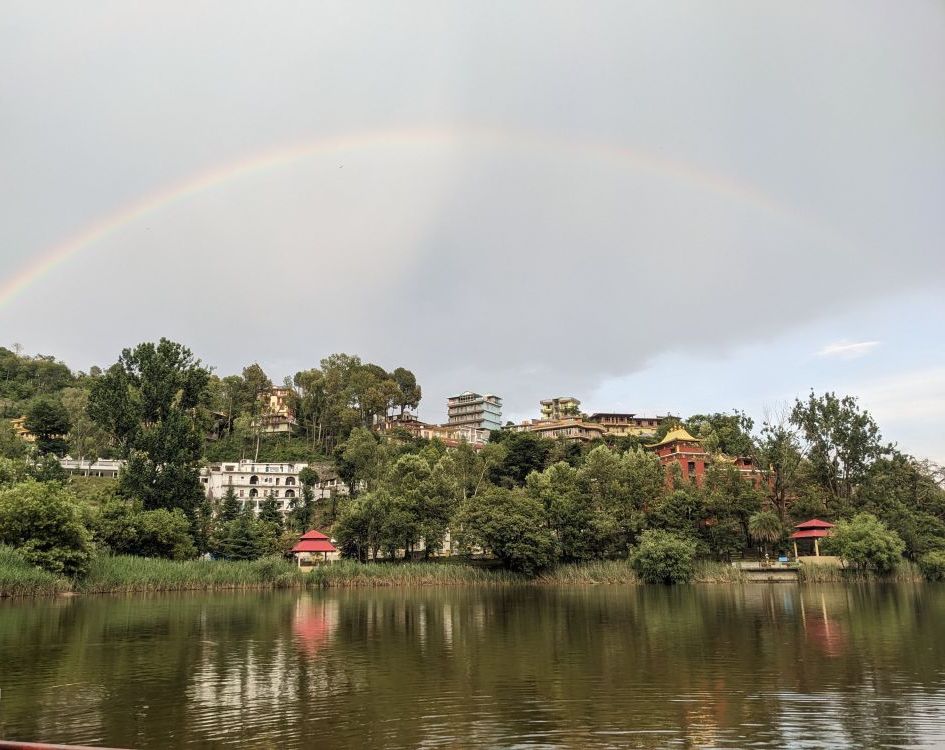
200, 460, 348, 515
59, 457, 125, 478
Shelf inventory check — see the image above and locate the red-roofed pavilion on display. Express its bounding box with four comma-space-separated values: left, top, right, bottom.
291, 530, 339, 567
789, 519, 834, 557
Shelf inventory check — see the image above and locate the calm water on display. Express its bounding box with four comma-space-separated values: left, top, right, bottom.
1, 584, 944, 749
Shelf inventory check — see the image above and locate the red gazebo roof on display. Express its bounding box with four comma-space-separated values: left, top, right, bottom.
790, 519, 835, 540
291, 539, 338, 553
790, 529, 832, 539
794, 518, 835, 530
300, 529, 331, 540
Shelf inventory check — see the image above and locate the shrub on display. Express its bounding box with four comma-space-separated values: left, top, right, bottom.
94, 499, 196, 560
630, 530, 697, 584
918, 550, 945, 582
829, 512, 905, 574
0, 479, 92, 577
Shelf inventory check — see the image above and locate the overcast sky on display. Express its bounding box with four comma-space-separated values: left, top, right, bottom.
2, 2, 944, 460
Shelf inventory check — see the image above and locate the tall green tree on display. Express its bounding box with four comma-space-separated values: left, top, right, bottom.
24, 395, 71, 456
88, 339, 210, 517
791, 391, 889, 504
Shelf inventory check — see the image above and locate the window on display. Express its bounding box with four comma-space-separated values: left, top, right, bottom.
249, 488, 258, 498
249, 475, 259, 485
285, 476, 295, 485
239, 490, 244, 497
688, 461, 696, 478
285, 489, 295, 498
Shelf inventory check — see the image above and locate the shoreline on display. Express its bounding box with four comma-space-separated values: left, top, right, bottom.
0, 554, 925, 599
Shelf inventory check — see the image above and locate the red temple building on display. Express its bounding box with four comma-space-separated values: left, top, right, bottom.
646, 427, 766, 489
647, 427, 710, 487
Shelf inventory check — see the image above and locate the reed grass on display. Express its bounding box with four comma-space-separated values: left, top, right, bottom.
0, 550, 929, 597
75, 554, 312, 593
0, 545, 70, 597
796, 560, 923, 583
535, 559, 639, 584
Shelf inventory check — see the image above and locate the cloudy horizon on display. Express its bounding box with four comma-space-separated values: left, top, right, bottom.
2, 2, 943, 460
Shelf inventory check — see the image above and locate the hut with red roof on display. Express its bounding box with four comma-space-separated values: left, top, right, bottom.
291, 529, 340, 568
789, 519, 834, 558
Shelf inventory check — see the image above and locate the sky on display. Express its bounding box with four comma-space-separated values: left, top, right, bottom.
1, 2, 944, 460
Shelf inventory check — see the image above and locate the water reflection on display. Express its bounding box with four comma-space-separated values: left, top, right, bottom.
1, 584, 944, 748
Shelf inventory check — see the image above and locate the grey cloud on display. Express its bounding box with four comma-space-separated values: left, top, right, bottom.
1, 1, 943, 422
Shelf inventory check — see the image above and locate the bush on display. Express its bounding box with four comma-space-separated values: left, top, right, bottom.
0, 479, 92, 577
829, 513, 905, 574
630, 530, 697, 584
918, 549, 945, 582
94, 499, 196, 560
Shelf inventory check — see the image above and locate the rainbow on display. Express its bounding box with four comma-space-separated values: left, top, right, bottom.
0, 125, 823, 308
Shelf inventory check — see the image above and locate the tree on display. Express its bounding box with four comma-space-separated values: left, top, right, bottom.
335, 427, 386, 494
686, 411, 755, 457
528, 461, 609, 561
0, 419, 26, 459
828, 513, 905, 574
856, 452, 945, 558
24, 395, 71, 456
259, 491, 283, 530
918, 550, 945, 582
748, 510, 782, 556
630, 529, 697, 584
0, 479, 92, 576
488, 431, 553, 487
61, 387, 111, 465
453, 487, 557, 575
88, 339, 210, 517
218, 485, 242, 524
791, 392, 889, 503
334, 490, 392, 561
391, 367, 421, 415
94, 499, 196, 559
755, 407, 803, 521
214, 511, 270, 561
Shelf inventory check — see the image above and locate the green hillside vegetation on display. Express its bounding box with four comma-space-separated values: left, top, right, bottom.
1, 337, 944, 595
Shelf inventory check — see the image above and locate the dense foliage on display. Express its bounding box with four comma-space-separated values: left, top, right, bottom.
630, 530, 698, 584
1, 339, 944, 581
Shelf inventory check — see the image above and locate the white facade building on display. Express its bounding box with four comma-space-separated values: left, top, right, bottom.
200, 460, 348, 515
59, 457, 125, 478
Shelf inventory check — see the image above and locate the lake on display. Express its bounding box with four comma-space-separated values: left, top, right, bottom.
1, 584, 944, 749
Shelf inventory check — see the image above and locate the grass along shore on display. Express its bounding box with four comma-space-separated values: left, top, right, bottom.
0, 546, 927, 597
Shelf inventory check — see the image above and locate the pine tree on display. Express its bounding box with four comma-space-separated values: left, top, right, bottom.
259, 490, 283, 530
219, 485, 241, 523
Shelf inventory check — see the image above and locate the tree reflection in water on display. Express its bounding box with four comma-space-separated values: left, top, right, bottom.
0, 583, 943, 748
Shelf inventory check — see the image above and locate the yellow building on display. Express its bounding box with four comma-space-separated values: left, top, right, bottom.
539, 397, 583, 421
9, 415, 36, 443
586, 412, 668, 438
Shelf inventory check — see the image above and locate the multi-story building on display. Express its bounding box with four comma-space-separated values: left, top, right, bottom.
647, 427, 710, 486
646, 427, 763, 489
586, 412, 669, 438
200, 460, 348, 515
253, 387, 298, 435
539, 397, 583, 421
447, 392, 502, 432
506, 417, 606, 443
374, 413, 490, 447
